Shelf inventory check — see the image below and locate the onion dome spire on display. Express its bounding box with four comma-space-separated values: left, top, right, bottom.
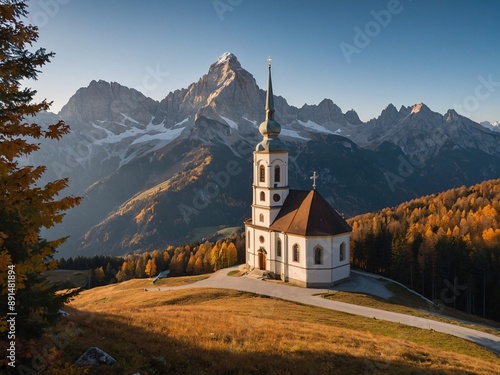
256, 57, 286, 152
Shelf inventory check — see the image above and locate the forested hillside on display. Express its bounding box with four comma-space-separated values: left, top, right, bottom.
59, 234, 245, 288
349, 179, 500, 320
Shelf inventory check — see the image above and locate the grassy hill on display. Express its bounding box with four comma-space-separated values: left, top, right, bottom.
33, 276, 500, 374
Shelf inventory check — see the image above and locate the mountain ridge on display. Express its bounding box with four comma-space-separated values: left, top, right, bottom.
28, 52, 500, 257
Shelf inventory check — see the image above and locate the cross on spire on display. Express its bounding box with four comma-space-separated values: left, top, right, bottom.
267, 56, 272, 67
310, 171, 319, 190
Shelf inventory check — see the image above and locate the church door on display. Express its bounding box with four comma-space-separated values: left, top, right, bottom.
258, 251, 266, 270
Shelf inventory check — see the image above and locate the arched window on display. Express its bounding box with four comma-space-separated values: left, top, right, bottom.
247, 231, 250, 249
274, 165, 281, 183
260, 191, 265, 201
259, 213, 264, 222
259, 165, 265, 182
314, 246, 322, 265
292, 244, 299, 262
340, 242, 346, 262
277, 238, 282, 257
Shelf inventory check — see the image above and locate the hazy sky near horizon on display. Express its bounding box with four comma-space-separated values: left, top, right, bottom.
26, 0, 500, 123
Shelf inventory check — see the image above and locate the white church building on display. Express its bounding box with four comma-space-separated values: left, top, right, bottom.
245, 61, 352, 288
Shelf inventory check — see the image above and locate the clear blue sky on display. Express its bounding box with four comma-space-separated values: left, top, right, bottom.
27, 0, 500, 123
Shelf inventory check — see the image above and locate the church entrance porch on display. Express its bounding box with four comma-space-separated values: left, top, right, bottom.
258, 248, 267, 270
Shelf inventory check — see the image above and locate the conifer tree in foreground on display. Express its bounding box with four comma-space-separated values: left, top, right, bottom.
0, 0, 80, 337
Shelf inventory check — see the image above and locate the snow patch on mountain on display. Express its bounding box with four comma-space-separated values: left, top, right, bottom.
215, 52, 234, 66
243, 116, 257, 126
174, 118, 189, 127
220, 115, 238, 129
131, 126, 186, 145
298, 119, 336, 135
120, 113, 142, 125
281, 129, 311, 140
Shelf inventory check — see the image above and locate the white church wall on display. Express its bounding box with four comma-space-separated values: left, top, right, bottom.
334, 233, 351, 268
252, 207, 271, 228
245, 226, 255, 269
245, 226, 277, 272
330, 233, 351, 284
303, 234, 351, 287
332, 263, 350, 284
285, 234, 307, 285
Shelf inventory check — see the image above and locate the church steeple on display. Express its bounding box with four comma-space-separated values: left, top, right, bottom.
251, 57, 289, 228
256, 58, 286, 152
265, 57, 275, 121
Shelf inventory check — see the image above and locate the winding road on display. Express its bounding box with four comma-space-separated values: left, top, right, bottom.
146, 266, 500, 355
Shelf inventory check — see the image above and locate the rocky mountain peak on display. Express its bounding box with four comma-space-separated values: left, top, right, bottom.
155, 53, 261, 127
206, 52, 244, 85
398, 105, 410, 118
444, 109, 459, 122
410, 102, 431, 115
344, 109, 363, 125
405, 103, 443, 125
377, 103, 400, 125
59, 79, 158, 129
211, 52, 241, 69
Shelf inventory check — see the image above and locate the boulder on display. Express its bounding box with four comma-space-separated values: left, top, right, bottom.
74, 347, 116, 366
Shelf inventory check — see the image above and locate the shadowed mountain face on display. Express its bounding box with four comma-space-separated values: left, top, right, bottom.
30, 53, 500, 257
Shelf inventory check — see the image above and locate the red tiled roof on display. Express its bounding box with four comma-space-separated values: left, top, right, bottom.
270, 190, 351, 236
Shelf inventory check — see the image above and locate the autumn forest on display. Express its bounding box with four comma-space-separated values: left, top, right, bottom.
348, 178, 500, 320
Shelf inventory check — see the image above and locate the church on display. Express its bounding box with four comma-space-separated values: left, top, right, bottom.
245, 60, 352, 288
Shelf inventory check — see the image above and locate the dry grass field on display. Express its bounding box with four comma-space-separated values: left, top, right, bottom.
43, 269, 89, 288
41, 275, 500, 374
324, 282, 500, 337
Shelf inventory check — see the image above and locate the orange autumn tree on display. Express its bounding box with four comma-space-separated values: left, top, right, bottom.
0, 0, 80, 337
145, 258, 157, 277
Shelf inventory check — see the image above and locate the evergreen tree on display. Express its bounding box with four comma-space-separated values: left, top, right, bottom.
0, 1, 80, 338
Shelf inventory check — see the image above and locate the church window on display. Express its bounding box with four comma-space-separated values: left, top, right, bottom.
247, 231, 250, 248
292, 244, 299, 262
259, 235, 265, 243
274, 165, 281, 182
314, 246, 322, 265
277, 239, 282, 257
259, 214, 264, 222
273, 193, 280, 202
259, 165, 265, 182
260, 191, 265, 201
340, 242, 346, 262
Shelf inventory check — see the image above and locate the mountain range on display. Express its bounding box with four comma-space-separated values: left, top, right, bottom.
28, 52, 500, 257
481, 121, 500, 132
